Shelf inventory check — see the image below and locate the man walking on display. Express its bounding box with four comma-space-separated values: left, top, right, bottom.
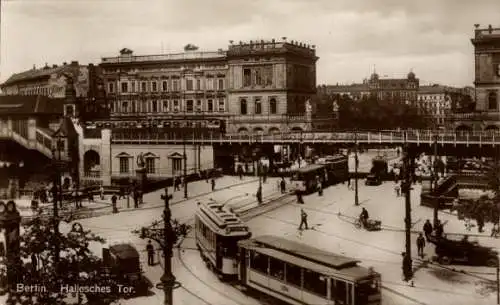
299, 208, 308, 230
146, 240, 155, 266
416, 233, 426, 258
211, 178, 216, 191
423, 219, 433, 242
280, 178, 286, 194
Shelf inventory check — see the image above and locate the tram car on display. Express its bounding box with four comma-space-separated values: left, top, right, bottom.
317, 154, 349, 184
194, 200, 252, 279
237, 235, 382, 305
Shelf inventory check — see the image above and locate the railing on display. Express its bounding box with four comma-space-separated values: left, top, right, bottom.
111, 130, 500, 145
83, 171, 101, 178
101, 51, 226, 64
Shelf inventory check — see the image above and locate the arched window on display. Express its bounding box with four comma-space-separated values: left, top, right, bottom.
269, 98, 277, 114
240, 99, 247, 115
488, 91, 498, 110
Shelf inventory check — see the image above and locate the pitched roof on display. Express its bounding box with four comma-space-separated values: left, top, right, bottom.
1, 63, 80, 87
0, 95, 64, 115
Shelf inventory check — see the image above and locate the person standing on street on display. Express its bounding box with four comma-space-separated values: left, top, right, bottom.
423, 219, 433, 241
100, 185, 105, 200
211, 178, 216, 191
395, 183, 400, 197
317, 180, 323, 196
417, 233, 425, 258
146, 240, 155, 266
280, 178, 286, 194
299, 208, 308, 230
111, 194, 118, 213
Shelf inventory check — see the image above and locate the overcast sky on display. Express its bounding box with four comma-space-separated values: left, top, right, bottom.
1, 0, 500, 87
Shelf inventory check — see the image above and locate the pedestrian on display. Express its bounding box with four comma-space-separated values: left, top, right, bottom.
238, 165, 243, 180
402, 252, 412, 281
477, 214, 484, 233
416, 233, 425, 258
423, 219, 433, 242
296, 190, 304, 204
256, 186, 262, 204
133, 191, 139, 208
146, 240, 155, 266
100, 185, 104, 200
211, 178, 215, 191
111, 194, 118, 213
299, 208, 308, 230
395, 183, 400, 197
174, 177, 180, 191
317, 180, 323, 196
280, 178, 286, 194
347, 177, 351, 189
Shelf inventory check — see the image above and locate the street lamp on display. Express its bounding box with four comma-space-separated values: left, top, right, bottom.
51, 136, 65, 269
354, 130, 359, 206
69, 222, 85, 305
0, 200, 21, 294
160, 188, 175, 305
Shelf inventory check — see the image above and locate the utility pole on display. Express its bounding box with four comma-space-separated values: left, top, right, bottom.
354, 130, 359, 206
52, 138, 63, 269
433, 132, 439, 227
160, 188, 175, 305
183, 118, 188, 199
402, 133, 413, 280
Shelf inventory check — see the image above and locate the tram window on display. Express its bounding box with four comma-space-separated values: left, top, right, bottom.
303, 270, 327, 297
285, 263, 302, 287
332, 279, 347, 304
249, 251, 268, 274
269, 257, 285, 281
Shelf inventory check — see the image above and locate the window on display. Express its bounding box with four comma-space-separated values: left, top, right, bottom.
332, 279, 347, 304
269, 257, 284, 281
146, 158, 155, 174
488, 91, 497, 110
206, 78, 214, 90
152, 100, 158, 112
264, 65, 273, 86
249, 251, 268, 274
173, 158, 182, 172
285, 263, 302, 287
132, 101, 137, 112
218, 99, 225, 112
255, 98, 262, 114
173, 100, 179, 111
269, 98, 277, 114
131, 82, 136, 92
121, 82, 128, 93
119, 157, 129, 174
255, 69, 262, 85
173, 80, 179, 91
141, 82, 147, 92
108, 83, 114, 93
218, 79, 224, 90
240, 99, 247, 115
162, 81, 168, 91
207, 99, 214, 112
303, 270, 327, 297
152, 81, 157, 92
196, 79, 201, 90
243, 69, 251, 86
186, 100, 194, 112
121, 101, 128, 112
196, 100, 202, 112
186, 79, 193, 91
163, 100, 169, 112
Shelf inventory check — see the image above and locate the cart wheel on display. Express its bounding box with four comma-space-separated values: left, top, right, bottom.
354, 220, 362, 229
439, 256, 451, 265
486, 258, 498, 267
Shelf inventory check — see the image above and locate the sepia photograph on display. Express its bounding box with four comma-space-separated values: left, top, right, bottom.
0, 0, 500, 304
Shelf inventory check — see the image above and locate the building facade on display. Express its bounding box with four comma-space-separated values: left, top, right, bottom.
99, 39, 318, 135
417, 85, 452, 127
367, 71, 419, 104
316, 83, 370, 101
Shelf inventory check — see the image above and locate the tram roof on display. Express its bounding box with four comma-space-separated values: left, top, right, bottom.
247, 235, 359, 269
295, 164, 325, 173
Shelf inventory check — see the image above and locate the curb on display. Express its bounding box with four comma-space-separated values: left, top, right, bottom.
381, 285, 429, 305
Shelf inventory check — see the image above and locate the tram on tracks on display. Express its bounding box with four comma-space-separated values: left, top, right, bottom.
194, 200, 252, 279
291, 154, 348, 194
237, 235, 382, 305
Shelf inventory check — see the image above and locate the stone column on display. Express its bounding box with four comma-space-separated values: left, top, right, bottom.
100, 129, 112, 186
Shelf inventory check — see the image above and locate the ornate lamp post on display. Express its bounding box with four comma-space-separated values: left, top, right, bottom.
51, 136, 65, 268
160, 188, 176, 305
69, 222, 85, 305
402, 135, 413, 281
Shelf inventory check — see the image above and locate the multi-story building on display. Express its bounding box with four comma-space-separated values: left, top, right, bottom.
448, 25, 500, 132
226, 39, 318, 134
417, 84, 453, 127
99, 39, 318, 135
367, 71, 419, 104
316, 83, 370, 101
1, 61, 89, 98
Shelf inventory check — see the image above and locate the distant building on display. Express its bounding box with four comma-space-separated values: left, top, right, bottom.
367, 71, 419, 105
417, 84, 453, 127
317, 83, 370, 101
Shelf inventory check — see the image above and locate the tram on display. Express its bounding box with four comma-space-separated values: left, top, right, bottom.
237, 235, 382, 305
290, 154, 348, 194
194, 200, 252, 279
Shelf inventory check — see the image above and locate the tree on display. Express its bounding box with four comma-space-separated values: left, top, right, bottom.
6, 211, 120, 305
